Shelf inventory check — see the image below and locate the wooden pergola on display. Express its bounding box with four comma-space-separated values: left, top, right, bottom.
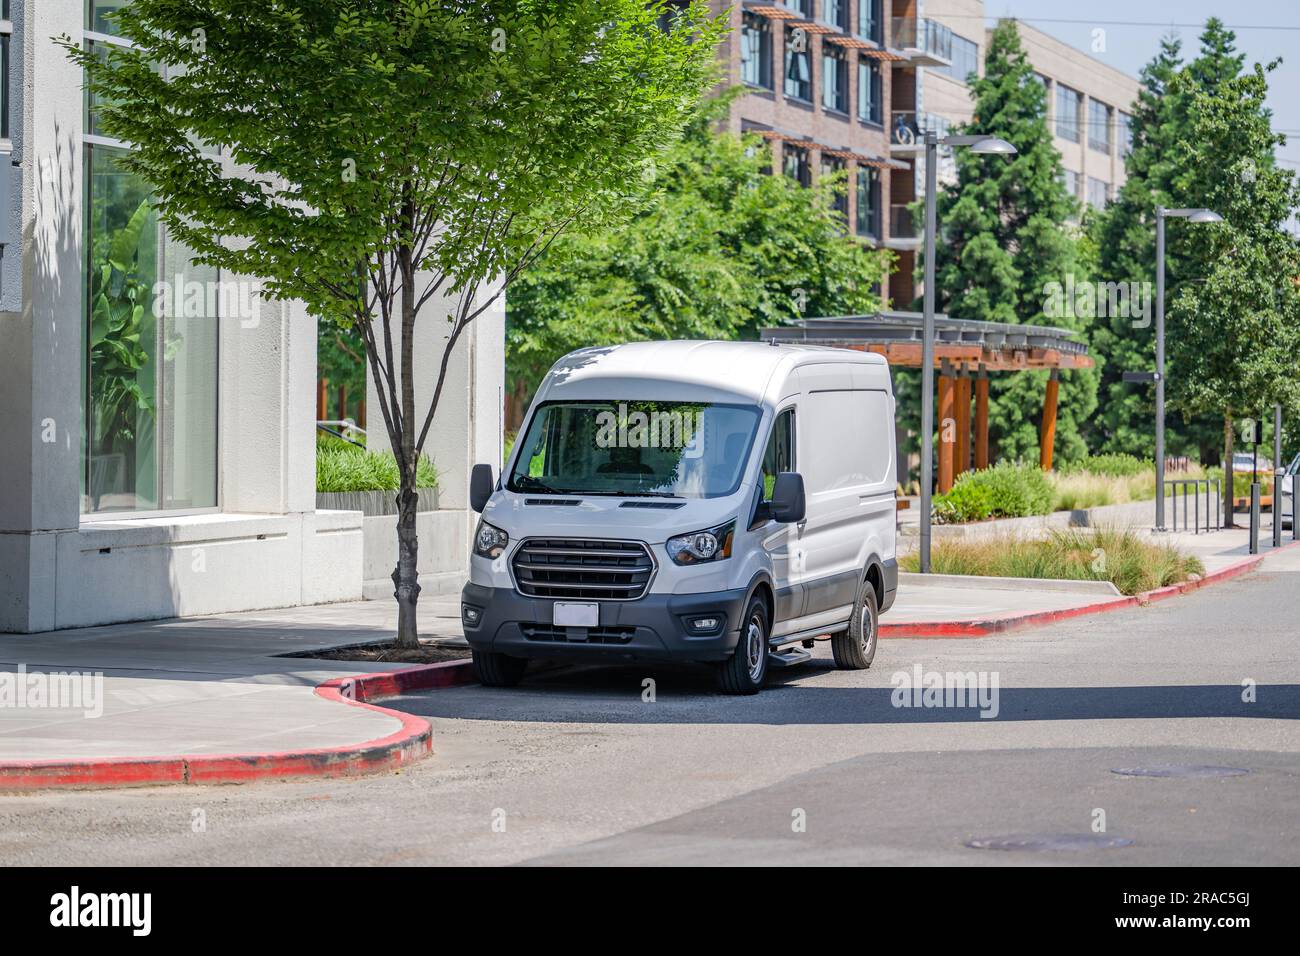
760, 312, 1095, 492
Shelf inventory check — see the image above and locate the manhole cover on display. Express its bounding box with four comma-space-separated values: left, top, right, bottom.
965, 834, 1135, 852
1111, 765, 1251, 778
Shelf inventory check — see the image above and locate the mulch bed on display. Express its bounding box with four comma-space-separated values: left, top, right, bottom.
298, 641, 470, 665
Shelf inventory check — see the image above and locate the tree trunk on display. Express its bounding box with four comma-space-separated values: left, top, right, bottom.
1223, 409, 1235, 529
392, 483, 420, 648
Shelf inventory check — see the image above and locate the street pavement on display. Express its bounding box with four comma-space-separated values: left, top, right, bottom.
1, 542, 1296, 866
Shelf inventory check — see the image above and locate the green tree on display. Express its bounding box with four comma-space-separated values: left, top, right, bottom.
1088, 21, 1249, 462
66, 0, 723, 646
1163, 39, 1300, 525
506, 95, 893, 414
929, 21, 1096, 465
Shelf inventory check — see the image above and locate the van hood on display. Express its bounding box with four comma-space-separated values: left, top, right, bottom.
481, 490, 746, 545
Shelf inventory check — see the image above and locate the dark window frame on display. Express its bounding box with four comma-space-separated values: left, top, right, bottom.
741, 13, 773, 89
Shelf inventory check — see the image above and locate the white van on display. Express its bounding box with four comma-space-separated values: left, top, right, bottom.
462, 341, 898, 695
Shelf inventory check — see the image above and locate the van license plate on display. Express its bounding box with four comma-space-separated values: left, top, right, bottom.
553, 602, 599, 627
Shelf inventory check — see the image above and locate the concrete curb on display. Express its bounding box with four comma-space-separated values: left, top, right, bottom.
881, 540, 1300, 639
0, 658, 476, 791
898, 571, 1122, 596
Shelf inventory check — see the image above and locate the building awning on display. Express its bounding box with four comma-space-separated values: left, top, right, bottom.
743, 127, 908, 171
744, 4, 800, 20
759, 311, 1094, 371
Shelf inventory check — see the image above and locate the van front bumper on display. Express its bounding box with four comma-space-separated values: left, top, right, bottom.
460, 582, 749, 663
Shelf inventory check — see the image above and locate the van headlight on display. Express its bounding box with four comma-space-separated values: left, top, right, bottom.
666, 520, 735, 566
474, 521, 509, 559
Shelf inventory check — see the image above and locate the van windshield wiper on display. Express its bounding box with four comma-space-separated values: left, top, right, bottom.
587, 489, 683, 499
512, 475, 574, 495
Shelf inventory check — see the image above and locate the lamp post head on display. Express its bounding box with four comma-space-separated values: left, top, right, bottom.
1188, 209, 1223, 224
969, 136, 1017, 155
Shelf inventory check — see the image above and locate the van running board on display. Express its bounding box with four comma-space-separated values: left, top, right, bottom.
767, 647, 813, 668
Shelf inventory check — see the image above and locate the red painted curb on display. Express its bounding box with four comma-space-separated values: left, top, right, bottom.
0, 658, 476, 791
881, 539, 1300, 639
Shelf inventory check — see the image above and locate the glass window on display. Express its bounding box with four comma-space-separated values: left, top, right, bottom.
783, 144, 810, 185
88, 0, 131, 36
937, 33, 978, 83
760, 409, 796, 501
1087, 176, 1109, 210
1056, 84, 1081, 142
1059, 168, 1079, 199
823, 0, 846, 30
784, 0, 812, 16
84, 146, 219, 513
741, 14, 773, 89
822, 155, 848, 219
822, 48, 847, 113
784, 26, 812, 102
1117, 110, 1133, 155
856, 0, 882, 43
507, 401, 762, 500
855, 166, 880, 238
857, 57, 881, 124
1088, 99, 1111, 153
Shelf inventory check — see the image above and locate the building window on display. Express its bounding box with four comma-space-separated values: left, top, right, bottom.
857, 57, 882, 125
1088, 99, 1111, 153
822, 155, 849, 219
1087, 176, 1109, 210
823, 0, 847, 31
856, 0, 882, 44
1059, 168, 1080, 199
741, 14, 773, 89
822, 48, 847, 113
784, 0, 812, 17
855, 167, 881, 239
784, 26, 812, 102
937, 33, 979, 83
83, 22, 219, 515
0, 0, 10, 144
1117, 111, 1133, 155
783, 144, 811, 186
1056, 84, 1081, 142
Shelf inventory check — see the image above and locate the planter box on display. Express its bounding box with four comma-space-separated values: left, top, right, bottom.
900, 499, 1155, 544
316, 487, 438, 516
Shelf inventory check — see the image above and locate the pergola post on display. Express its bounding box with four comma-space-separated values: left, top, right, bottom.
974, 365, 989, 470
955, 365, 971, 478
1039, 368, 1060, 471
938, 360, 956, 493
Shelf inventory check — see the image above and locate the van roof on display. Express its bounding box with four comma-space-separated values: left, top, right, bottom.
545, 340, 886, 402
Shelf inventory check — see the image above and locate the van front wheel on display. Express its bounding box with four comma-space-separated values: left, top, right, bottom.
472, 649, 528, 687
832, 578, 878, 669
716, 596, 769, 695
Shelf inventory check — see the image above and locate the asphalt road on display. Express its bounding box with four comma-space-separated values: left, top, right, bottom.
2, 549, 1297, 866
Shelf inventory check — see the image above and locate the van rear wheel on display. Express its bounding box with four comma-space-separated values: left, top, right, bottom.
472, 649, 528, 687
716, 596, 769, 695
832, 579, 878, 669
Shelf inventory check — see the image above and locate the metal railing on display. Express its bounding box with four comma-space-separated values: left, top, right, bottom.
889, 204, 917, 239
890, 110, 950, 147
890, 17, 953, 61
1164, 478, 1221, 534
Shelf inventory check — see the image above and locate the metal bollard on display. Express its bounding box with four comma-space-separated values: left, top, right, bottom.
1249, 482, 1261, 554
1274, 472, 1283, 548
1215, 478, 1222, 530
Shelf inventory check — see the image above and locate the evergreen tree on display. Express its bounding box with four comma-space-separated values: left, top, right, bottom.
929, 20, 1096, 465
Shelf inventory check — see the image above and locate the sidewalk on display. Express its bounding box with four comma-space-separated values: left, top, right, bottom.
0, 524, 1292, 787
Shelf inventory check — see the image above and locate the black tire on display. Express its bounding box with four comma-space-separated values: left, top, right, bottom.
716, 595, 770, 695
832, 577, 878, 669
472, 649, 528, 687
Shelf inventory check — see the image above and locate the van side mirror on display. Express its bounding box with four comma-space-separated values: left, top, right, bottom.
470, 464, 495, 513
769, 472, 806, 523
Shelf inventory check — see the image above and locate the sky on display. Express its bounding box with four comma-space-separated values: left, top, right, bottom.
970, 0, 1300, 193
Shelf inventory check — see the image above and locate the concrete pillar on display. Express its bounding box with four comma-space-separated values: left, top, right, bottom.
1039, 368, 1060, 472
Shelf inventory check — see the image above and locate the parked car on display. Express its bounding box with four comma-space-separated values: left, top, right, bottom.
461, 341, 899, 695
1281, 452, 1299, 530
1231, 451, 1273, 473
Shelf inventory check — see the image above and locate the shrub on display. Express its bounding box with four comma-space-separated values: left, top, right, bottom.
899, 526, 1203, 595
1059, 453, 1152, 477
933, 461, 1053, 523
316, 433, 437, 493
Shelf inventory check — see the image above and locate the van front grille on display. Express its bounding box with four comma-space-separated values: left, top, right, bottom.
520, 624, 636, 645
511, 538, 654, 600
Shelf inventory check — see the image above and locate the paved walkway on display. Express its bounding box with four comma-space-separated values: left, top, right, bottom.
0, 525, 1290, 775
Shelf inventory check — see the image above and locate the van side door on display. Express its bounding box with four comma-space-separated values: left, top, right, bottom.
756, 406, 804, 633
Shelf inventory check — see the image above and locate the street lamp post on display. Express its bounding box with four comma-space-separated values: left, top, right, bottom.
919, 131, 1016, 573
1153, 206, 1223, 532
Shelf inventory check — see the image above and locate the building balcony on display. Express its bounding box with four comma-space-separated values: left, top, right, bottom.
885, 205, 922, 251
888, 110, 949, 154
890, 17, 952, 67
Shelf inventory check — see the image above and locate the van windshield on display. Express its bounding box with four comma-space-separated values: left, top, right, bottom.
507, 401, 761, 499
